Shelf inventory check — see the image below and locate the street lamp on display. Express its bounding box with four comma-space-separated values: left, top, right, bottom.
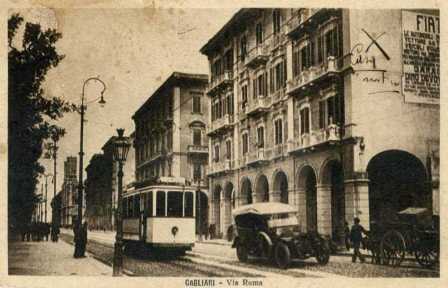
77, 77, 106, 227
112, 128, 131, 277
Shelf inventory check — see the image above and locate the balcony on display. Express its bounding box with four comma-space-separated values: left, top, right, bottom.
246, 97, 271, 117
207, 70, 233, 96
288, 125, 341, 154
272, 144, 287, 159
287, 9, 340, 38
208, 159, 232, 176
286, 56, 341, 96
137, 148, 168, 169
271, 29, 286, 51
272, 88, 287, 105
207, 114, 234, 136
187, 145, 208, 154
247, 149, 269, 166
245, 45, 269, 69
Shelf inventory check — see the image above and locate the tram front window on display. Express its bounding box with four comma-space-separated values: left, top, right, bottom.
168, 191, 183, 217
156, 191, 166, 217
185, 192, 194, 217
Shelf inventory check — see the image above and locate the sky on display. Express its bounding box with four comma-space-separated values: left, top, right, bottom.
12, 7, 237, 205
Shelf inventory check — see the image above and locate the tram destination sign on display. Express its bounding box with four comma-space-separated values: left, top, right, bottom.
402, 11, 439, 104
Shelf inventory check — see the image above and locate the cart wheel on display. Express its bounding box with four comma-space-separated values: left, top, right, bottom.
236, 243, 248, 263
415, 246, 437, 268
380, 230, 405, 267
315, 241, 330, 265
274, 242, 291, 269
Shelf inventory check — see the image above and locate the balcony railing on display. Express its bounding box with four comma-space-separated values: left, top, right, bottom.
207, 114, 233, 136
272, 143, 287, 159
245, 45, 270, 69
247, 148, 268, 166
272, 87, 287, 104
207, 70, 233, 96
288, 124, 341, 153
208, 159, 233, 175
187, 145, 208, 154
286, 56, 341, 96
287, 9, 339, 38
246, 96, 271, 117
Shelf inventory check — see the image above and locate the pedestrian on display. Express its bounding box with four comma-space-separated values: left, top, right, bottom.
73, 222, 82, 258
344, 221, 351, 251
79, 219, 88, 257
350, 217, 366, 263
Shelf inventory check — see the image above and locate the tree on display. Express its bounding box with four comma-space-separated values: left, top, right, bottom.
8, 13, 76, 231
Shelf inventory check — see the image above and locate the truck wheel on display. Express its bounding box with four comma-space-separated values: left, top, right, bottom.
236, 243, 248, 263
274, 242, 291, 269
316, 243, 330, 265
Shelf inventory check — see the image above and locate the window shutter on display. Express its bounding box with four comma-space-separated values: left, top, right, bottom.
270, 68, 274, 94
283, 59, 287, 87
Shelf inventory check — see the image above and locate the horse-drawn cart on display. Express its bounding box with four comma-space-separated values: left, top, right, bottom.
365, 207, 439, 268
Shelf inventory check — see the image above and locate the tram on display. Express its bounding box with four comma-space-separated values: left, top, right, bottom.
122, 181, 196, 255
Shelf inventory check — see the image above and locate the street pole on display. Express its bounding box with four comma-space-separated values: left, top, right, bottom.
75, 77, 106, 258
113, 161, 124, 276
112, 128, 130, 277
45, 177, 48, 223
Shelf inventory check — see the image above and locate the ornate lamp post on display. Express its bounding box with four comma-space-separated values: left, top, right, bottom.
112, 128, 131, 276
77, 77, 106, 227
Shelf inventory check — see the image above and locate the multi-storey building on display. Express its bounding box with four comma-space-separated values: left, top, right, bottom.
60, 156, 77, 227
132, 72, 209, 233
85, 134, 131, 230
201, 8, 439, 242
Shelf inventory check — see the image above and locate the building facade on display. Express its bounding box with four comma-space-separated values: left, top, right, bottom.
132, 72, 209, 233
60, 156, 77, 227
201, 8, 439, 241
85, 134, 131, 230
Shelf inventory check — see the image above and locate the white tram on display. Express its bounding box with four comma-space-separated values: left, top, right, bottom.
122, 184, 196, 254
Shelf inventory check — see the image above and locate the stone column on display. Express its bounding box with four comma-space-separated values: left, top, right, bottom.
296, 187, 307, 232
344, 178, 370, 231
316, 184, 332, 236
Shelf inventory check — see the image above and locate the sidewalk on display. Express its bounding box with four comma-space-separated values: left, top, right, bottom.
8, 239, 112, 276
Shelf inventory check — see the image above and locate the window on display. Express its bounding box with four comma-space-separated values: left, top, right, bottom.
300, 107, 310, 135
167, 191, 183, 217
123, 199, 128, 218
273, 10, 281, 34
156, 191, 166, 216
256, 23, 263, 45
226, 140, 232, 159
274, 119, 283, 145
241, 85, 248, 108
192, 95, 201, 113
226, 94, 233, 115
240, 35, 247, 60
257, 126, 265, 148
242, 133, 249, 155
134, 195, 140, 217
319, 101, 326, 129
270, 59, 287, 93
185, 192, 194, 217
193, 129, 202, 146
146, 191, 153, 217
128, 196, 134, 218
224, 49, 233, 71
214, 144, 220, 162
193, 163, 202, 181
319, 95, 343, 128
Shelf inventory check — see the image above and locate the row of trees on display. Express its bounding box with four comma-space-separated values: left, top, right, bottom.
8, 13, 76, 231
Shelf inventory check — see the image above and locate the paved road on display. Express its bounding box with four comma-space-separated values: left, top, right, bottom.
8, 239, 111, 276
60, 229, 439, 278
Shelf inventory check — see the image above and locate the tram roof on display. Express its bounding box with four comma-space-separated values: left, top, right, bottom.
232, 202, 297, 217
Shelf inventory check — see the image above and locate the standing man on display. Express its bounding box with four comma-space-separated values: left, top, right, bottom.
350, 217, 366, 263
